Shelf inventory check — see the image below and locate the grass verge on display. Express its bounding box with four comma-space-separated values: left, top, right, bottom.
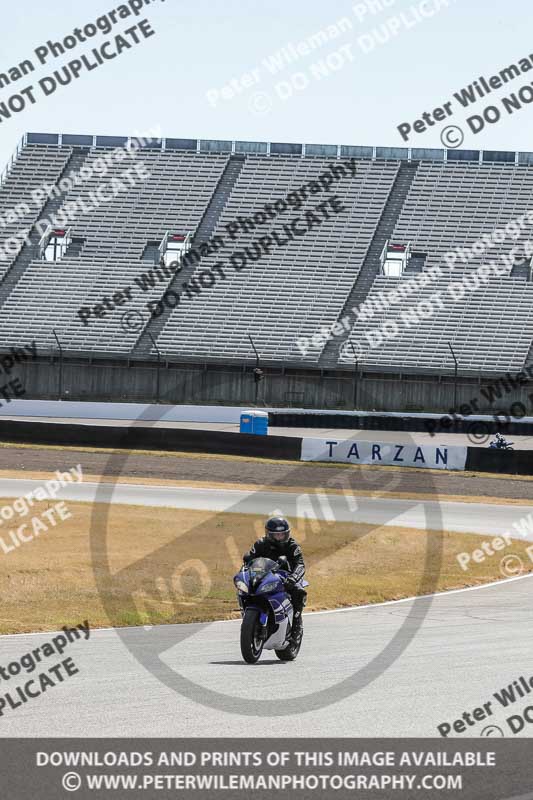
0, 502, 531, 634
0, 439, 530, 483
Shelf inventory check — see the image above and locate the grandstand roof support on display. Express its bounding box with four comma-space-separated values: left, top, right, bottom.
147, 332, 161, 404
52, 329, 63, 401
348, 341, 359, 409
448, 342, 459, 411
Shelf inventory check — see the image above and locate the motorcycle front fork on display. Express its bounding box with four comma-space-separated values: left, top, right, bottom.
238, 598, 269, 639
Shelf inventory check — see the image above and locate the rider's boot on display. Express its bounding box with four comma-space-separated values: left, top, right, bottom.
291, 611, 303, 642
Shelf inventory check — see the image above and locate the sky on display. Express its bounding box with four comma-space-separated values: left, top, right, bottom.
0, 0, 531, 167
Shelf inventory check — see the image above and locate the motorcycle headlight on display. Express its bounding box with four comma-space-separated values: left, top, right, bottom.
258, 581, 279, 594
235, 580, 248, 594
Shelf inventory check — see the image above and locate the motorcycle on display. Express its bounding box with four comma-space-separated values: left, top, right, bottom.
489, 433, 514, 450
233, 555, 309, 664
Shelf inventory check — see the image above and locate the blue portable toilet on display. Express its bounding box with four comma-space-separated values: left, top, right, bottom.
240, 411, 254, 433
252, 410, 268, 435
240, 410, 269, 435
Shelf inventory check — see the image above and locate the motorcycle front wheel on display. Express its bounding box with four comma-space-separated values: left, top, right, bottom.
240, 608, 264, 664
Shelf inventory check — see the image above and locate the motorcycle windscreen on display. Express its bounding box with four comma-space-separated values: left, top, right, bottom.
248, 557, 277, 578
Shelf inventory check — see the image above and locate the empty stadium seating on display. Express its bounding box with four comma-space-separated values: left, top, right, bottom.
0, 133, 531, 376
337, 159, 533, 373
340, 273, 533, 373
392, 161, 533, 273
155, 156, 399, 362
0, 145, 72, 278
0, 148, 229, 353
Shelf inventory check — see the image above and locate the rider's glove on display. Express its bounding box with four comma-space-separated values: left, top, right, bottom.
284, 575, 297, 588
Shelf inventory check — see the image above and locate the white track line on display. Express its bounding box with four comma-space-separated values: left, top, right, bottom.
2, 571, 532, 639
310, 570, 533, 615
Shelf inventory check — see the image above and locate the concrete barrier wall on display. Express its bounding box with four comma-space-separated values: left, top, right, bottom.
5, 400, 533, 438
0, 417, 531, 473
0, 400, 248, 423
11, 356, 533, 414
0, 419, 302, 460
465, 448, 533, 475
270, 410, 533, 436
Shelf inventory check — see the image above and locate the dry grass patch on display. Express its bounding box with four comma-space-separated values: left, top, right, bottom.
0, 439, 530, 483
0, 501, 531, 634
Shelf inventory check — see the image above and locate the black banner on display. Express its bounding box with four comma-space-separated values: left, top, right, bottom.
0, 419, 302, 460
1, 739, 532, 799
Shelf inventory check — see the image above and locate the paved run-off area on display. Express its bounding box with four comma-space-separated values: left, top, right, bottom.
0, 575, 532, 737
0, 444, 531, 501
0, 444, 530, 737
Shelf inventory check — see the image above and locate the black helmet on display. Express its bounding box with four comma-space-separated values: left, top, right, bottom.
265, 516, 290, 545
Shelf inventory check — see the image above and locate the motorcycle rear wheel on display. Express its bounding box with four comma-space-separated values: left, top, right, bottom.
240, 608, 264, 664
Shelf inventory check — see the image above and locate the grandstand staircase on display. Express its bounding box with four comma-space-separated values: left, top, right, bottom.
404, 253, 426, 273
525, 340, 533, 368
0, 148, 91, 309
65, 237, 86, 258
132, 154, 246, 356
511, 258, 532, 280
318, 161, 419, 367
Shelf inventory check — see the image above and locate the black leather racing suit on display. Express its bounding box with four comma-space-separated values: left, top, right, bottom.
245, 536, 307, 614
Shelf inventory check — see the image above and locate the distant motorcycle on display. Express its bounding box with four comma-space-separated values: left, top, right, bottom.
234, 556, 309, 664
489, 433, 514, 450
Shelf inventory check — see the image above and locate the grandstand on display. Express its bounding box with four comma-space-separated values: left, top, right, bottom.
0, 132, 532, 409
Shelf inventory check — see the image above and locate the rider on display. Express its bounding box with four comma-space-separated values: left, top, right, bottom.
490, 432, 508, 449
244, 517, 307, 640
